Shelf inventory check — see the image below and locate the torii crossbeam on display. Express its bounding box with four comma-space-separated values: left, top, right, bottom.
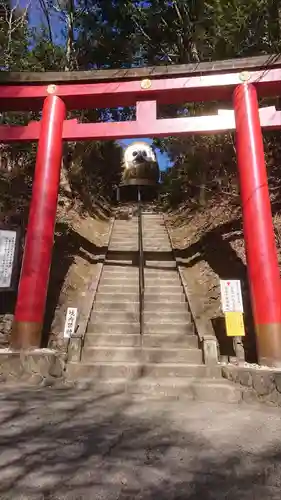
1, 54, 281, 368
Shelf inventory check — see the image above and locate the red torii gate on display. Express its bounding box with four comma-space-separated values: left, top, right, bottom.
1, 54, 281, 368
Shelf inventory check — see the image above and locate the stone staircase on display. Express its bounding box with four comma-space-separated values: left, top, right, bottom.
67, 211, 240, 402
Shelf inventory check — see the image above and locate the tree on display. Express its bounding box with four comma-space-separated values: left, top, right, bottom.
0, 0, 30, 70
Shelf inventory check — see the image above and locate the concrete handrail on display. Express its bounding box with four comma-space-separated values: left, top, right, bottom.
163, 217, 219, 365
67, 217, 115, 362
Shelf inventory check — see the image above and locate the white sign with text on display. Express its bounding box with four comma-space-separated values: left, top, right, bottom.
220, 280, 244, 313
0, 229, 17, 288
63, 307, 78, 338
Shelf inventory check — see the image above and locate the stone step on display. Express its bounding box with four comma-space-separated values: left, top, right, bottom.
111, 232, 167, 237
143, 233, 168, 237
98, 284, 139, 293
96, 293, 139, 302
73, 378, 240, 404
110, 235, 138, 239
109, 245, 138, 250
143, 227, 166, 231
112, 229, 137, 233
84, 332, 198, 348
145, 285, 182, 293
144, 302, 188, 312
110, 233, 138, 237
143, 232, 169, 236
101, 274, 138, 280
142, 227, 166, 230
142, 333, 199, 348
144, 270, 178, 276
143, 225, 166, 228
144, 273, 179, 279
143, 238, 170, 242
104, 260, 137, 266
91, 310, 191, 323
143, 323, 194, 334
91, 311, 139, 322
108, 246, 172, 251
81, 347, 203, 364
109, 236, 138, 241
95, 292, 185, 303
143, 270, 178, 276
143, 247, 171, 251
144, 267, 177, 272
101, 272, 181, 280
144, 294, 186, 302
144, 278, 181, 285
110, 239, 138, 244
144, 282, 181, 288
92, 302, 139, 312
100, 278, 139, 286
102, 268, 138, 274
143, 221, 165, 225
111, 230, 138, 234
84, 333, 141, 347
66, 362, 221, 380
87, 322, 140, 334
145, 262, 177, 268
144, 310, 190, 320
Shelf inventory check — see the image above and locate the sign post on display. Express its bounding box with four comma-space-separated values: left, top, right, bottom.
220, 279, 245, 362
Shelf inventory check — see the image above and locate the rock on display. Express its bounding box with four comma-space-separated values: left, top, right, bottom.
68, 338, 82, 362
0, 349, 64, 382
242, 388, 260, 404
274, 373, 281, 394
49, 356, 63, 378
40, 376, 56, 387
27, 373, 44, 385
252, 372, 275, 396
22, 352, 54, 377
264, 389, 281, 406
221, 366, 239, 383
238, 369, 253, 387
1, 352, 24, 378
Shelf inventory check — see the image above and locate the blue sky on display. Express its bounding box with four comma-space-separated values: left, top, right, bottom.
17, 0, 170, 170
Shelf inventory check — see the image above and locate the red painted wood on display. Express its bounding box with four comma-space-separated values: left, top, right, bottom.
14, 95, 65, 328
0, 106, 281, 142
1, 67, 281, 111
233, 83, 281, 326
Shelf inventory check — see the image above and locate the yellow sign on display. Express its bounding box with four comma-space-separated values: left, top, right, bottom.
225, 312, 245, 337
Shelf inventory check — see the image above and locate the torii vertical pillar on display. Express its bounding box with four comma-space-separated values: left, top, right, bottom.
11, 95, 66, 349
233, 83, 281, 367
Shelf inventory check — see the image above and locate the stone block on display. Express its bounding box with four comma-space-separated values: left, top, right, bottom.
0, 352, 24, 378
0, 349, 64, 383
68, 338, 82, 362
242, 388, 260, 404
264, 389, 281, 406
274, 373, 281, 394
203, 337, 219, 365
252, 371, 275, 396
238, 369, 253, 387
222, 366, 239, 383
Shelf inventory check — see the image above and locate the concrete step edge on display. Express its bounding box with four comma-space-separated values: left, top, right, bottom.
68, 362, 211, 367
82, 346, 200, 352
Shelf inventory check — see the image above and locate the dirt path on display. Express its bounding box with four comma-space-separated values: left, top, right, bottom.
0, 385, 280, 499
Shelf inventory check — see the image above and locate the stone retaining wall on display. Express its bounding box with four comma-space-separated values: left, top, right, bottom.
222, 364, 281, 405
0, 348, 64, 386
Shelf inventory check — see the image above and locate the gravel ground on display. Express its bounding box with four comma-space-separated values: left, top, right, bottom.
0, 385, 280, 499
